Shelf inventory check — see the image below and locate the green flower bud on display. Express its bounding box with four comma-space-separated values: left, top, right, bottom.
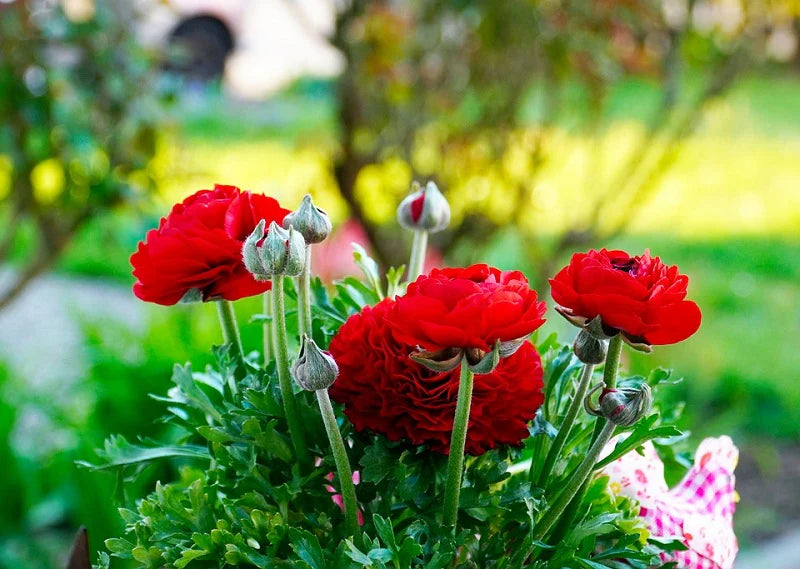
573, 316, 615, 364
242, 219, 268, 280
585, 383, 652, 426
292, 335, 339, 391
242, 221, 307, 279
283, 194, 332, 244
397, 181, 451, 233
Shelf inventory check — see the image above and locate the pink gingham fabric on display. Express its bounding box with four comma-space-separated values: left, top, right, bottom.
601, 436, 739, 569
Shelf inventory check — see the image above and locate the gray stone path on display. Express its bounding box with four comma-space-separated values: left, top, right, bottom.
0, 269, 144, 458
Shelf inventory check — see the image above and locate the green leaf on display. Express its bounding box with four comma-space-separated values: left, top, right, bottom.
345, 540, 374, 566
76, 435, 209, 470
197, 425, 242, 444
372, 514, 397, 551
529, 409, 558, 439
289, 528, 328, 569
174, 549, 210, 568
385, 265, 406, 298
352, 243, 384, 298
595, 416, 682, 469
171, 364, 223, 422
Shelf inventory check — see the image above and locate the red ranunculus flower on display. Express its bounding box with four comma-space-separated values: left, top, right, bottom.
388, 264, 546, 352
549, 248, 701, 345
131, 184, 290, 305
329, 299, 544, 455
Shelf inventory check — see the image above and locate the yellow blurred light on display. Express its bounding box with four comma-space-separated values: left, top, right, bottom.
0, 155, 12, 200
30, 158, 65, 205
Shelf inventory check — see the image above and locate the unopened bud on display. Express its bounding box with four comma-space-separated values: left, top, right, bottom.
585, 383, 652, 426
282, 194, 332, 244
242, 221, 306, 279
397, 181, 451, 233
573, 315, 614, 364
292, 335, 339, 391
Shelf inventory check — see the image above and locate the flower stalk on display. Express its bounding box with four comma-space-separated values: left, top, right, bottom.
262, 290, 272, 364
534, 362, 596, 487
216, 300, 245, 362
443, 356, 475, 530
591, 333, 624, 442
316, 388, 360, 541
408, 229, 429, 281
530, 419, 617, 542
271, 276, 310, 465
297, 246, 313, 339
282, 194, 331, 340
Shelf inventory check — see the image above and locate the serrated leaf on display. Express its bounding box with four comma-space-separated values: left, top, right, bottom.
595, 417, 682, 469
76, 435, 209, 470
385, 265, 406, 298
289, 528, 327, 569
529, 409, 558, 439
344, 540, 374, 566
352, 243, 384, 298
372, 515, 397, 550
175, 549, 210, 568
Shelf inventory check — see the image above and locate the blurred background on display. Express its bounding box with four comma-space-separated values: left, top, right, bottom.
1, 0, 799, 567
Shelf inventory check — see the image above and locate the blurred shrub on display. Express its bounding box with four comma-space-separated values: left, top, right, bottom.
324, 0, 795, 284
0, 0, 171, 310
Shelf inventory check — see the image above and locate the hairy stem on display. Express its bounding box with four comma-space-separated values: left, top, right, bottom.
535, 362, 596, 487
271, 277, 310, 465
316, 388, 360, 541
530, 420, 616, 543
297, 246, 313, 340
262, 290, 272, 365
216, 300, 245, 362
407, 230, 428, 281
443, 358, 475, 530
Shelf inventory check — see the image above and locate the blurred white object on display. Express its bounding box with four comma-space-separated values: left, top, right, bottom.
136, 0, 344, 98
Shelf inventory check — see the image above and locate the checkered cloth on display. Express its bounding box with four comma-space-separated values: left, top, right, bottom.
602, 436, 738, 569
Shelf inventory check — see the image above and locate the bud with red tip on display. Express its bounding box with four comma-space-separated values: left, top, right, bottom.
397, 181, 451, 233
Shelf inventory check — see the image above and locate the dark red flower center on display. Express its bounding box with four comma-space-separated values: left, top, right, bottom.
611, 256, 638, 275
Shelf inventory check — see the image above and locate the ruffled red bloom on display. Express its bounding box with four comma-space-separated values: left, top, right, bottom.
131, 184, 290, 305
388, 264, 547, 352
549, 249, 701, 345
329, 299, 544, 455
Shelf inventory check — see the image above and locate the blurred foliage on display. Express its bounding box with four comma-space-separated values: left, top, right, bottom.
320, 0, 797, 283
0, 0, 171, 310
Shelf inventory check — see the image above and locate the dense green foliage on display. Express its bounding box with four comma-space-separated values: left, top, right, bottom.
78, 261, 690, 567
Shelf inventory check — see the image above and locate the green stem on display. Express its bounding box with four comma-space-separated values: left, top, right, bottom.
535, 362, 595, 487
216, 300, 245, 361
591, 334, 624, 442
297, 246, 313, 340
443, 358, 474, 530
546, 334, 627, 556
530, 420, 616, 543
603, 335, 623, 390
408, 230, 429, 281
271, 277, 310, 465
262, 290, 272, 365
316, 389, 360, 541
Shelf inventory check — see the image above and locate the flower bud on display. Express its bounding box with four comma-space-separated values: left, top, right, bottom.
397, 181, 451, 233
573, 315, 614, 364
292, 335, 339, 391
585, 383, 652, 426
242, 220, 307, 279
282, 194, 332, 244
